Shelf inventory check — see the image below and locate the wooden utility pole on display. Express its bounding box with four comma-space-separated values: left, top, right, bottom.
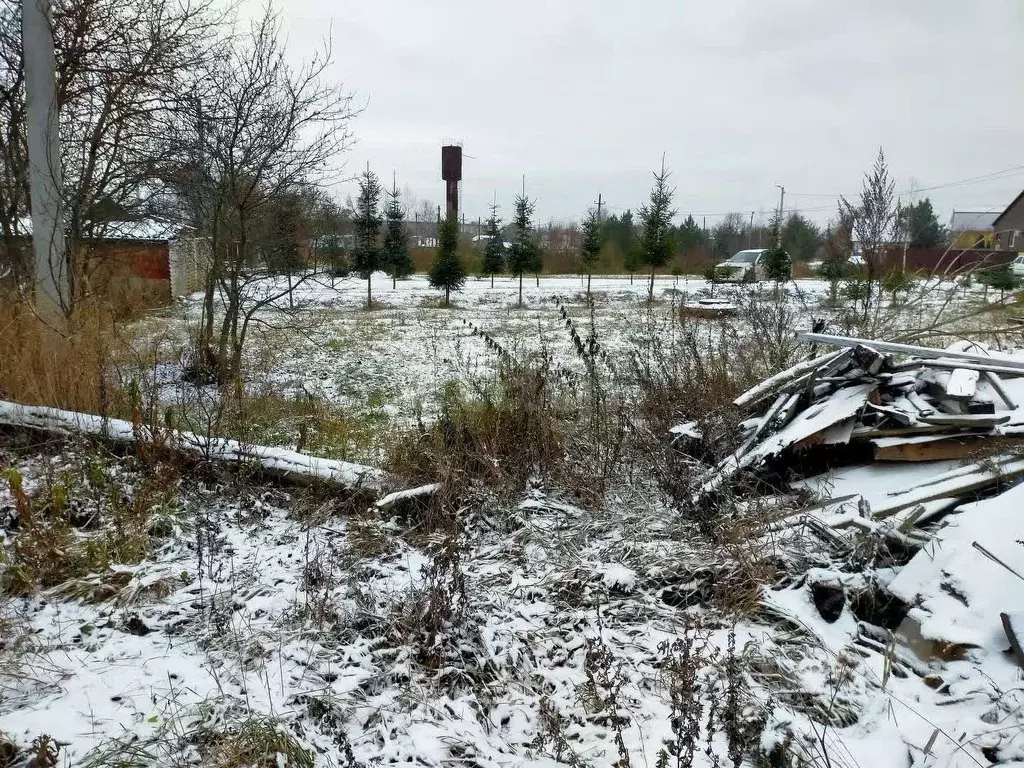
23, 0, 68, 314
596, 193, 603, 222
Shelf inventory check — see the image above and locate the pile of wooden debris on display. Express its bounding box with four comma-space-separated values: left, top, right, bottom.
683, 332, 1024, 668
688, 332, 1024, 503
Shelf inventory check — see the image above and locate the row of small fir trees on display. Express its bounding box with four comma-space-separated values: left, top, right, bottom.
353, 158, 692, 308
352, 165, 547, 308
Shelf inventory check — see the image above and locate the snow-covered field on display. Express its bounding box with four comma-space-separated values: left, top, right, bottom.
153, 273, 748, 413
3, 272, 1021, 767
133, 273, 872, 465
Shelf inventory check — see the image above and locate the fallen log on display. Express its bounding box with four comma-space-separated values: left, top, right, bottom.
0, 400, 391, 494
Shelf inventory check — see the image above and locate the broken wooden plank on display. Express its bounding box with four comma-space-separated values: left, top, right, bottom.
798, 333, 1024, 374
983, 371, 1017, 409
871, 456, 1024, 518
944, 368, 980, 399
919, 358, 1024, 379
732, 350, 848, 409
866, 402, 918, 426
917, 412, 1010, 428
872, 435, 984, 462
905, 391, 936, 416
853, 424, 979, 439
744, 383, 876, 463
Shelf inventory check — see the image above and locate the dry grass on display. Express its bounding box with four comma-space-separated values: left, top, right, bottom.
385, 363, 563, 495
201, 716, 314, 768
0, 297, 135, 415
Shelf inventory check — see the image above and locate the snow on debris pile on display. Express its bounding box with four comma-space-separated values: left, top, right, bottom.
888, 480, 1024, 650
696, 333, 1024, 499
712, 332, 1024, 768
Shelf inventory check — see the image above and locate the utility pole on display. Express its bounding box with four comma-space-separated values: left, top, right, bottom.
23, 0, 68, 315
774, 185, 785, 248
748, 211, 754, 247
596, 193, 603, 222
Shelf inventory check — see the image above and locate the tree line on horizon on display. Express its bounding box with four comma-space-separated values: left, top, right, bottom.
319, 156, 952, 307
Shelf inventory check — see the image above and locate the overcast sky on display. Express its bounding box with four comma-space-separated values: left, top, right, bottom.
275, 0, 1023, 226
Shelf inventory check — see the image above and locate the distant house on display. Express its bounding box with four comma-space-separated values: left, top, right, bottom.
993, 190, 1024, 252
949, 210, 999, 249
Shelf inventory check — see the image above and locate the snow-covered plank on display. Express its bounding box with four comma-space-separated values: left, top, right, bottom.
871, 456, 1024, 518
732, 350, 848, 409
0, 400, 390, 492
921, 358, 1024, 379
745, 383, 875, 463
918, 412, 1010, 428
944, 368, 980, 399
799, 333, 1024, 373
982, 371, 1017, 409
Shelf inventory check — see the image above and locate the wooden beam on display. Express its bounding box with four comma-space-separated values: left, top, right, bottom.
873, 437, 984, 462
798, 333, 1024, 374
983, 371, 1017, 409
919, 359, 1024, 379
733, 350, 848, 409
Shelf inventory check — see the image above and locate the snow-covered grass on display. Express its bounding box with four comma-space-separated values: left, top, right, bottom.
0, 442, 775, 767
3, 272, 1024, 767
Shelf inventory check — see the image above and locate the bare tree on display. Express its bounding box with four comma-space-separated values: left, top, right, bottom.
841, 148, 903, 319
0, 0, 226, 310
171, 6, 357, 382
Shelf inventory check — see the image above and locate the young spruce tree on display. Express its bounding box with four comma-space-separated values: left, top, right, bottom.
382, 179, 414, 289
353, 166, 384, 307
579, 207, 602, 296
480, 200, 505, 288
429, 214, 466, 306
637, 160, 676, 301
507, 193, 540, 307
761, 212, 792, 283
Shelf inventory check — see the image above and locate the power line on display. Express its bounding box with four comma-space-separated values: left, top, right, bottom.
788, 164, 1024, 200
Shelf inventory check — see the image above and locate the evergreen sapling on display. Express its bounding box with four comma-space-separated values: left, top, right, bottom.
382, 178, 414, 289
429, 214, 467, 306
579, 207, 602, 296
638, 160, 676, 300
353, 166, 384, 307
480, 201, 505, 288
507, 193, 540, 307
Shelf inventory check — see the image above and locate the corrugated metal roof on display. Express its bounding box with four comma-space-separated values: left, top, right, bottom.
949, 211, 999, 232
15, 216, 180, 240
